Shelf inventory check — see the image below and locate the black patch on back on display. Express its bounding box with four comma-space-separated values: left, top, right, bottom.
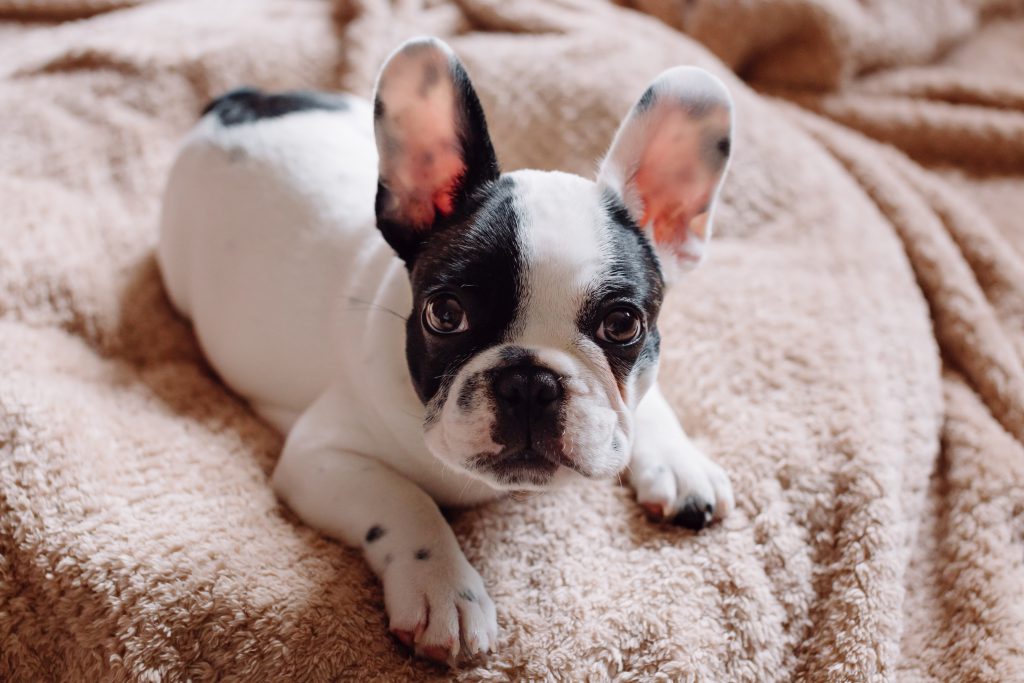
577, 190, 665, 388
406, 176, 524, 405
203, 87, 350, 126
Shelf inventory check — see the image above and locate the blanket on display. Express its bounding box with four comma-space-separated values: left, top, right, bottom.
2, 0, 1023, 680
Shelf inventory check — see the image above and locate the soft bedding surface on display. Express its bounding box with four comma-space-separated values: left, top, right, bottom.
1, 0, 1023, 680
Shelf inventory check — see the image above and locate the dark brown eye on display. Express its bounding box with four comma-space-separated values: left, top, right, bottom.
423, 294, 469, 335
597, 308, 643, 345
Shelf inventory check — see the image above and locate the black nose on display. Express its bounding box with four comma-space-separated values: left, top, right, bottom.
493, 366, 563, 414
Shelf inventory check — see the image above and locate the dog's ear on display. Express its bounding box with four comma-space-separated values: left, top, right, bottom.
598, 67, 733, 281
373, 37, 500, 264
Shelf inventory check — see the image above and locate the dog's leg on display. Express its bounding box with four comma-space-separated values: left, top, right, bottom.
629, 383, 734, 530
271, 392, 497, 663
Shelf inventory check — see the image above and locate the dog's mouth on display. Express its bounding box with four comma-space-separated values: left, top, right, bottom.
467, 446, 581, 488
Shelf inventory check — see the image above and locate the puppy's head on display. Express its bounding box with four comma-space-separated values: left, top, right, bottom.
373, 38, 733, 490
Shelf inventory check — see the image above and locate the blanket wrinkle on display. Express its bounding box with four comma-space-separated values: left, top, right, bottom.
1, 0, 1023, 680
617, 0, 1024, 88
786, 105, 1024, 444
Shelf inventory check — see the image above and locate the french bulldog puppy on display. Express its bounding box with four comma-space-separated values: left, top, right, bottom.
158, 37, 734, 664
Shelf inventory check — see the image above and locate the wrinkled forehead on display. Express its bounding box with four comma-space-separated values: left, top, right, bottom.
413, 170, 616, 288
511, 169, 609, 282
410, 169, 661, 346
507, 169, 617, 343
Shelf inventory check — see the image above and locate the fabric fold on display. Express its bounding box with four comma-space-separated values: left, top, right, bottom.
1, 0, 1021, 680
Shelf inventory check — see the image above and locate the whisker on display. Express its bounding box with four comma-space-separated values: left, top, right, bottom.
457, 474, 475, 503
344, 296, 409, 323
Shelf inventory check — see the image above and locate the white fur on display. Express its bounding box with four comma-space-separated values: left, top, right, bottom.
158, 43, 735, 665
160, 101, 501, 660
630, 384, 734, 522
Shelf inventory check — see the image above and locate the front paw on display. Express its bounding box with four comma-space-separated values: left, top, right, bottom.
630, 443, 734, 531
382, 546, 497, 664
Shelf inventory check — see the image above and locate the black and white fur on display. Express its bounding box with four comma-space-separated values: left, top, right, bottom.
158, 38, 735, 663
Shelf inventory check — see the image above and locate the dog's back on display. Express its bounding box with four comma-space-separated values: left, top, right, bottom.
158, 89, 397, 429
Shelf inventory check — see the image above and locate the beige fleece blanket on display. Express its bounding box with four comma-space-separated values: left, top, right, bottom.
2, 0, 1023, 680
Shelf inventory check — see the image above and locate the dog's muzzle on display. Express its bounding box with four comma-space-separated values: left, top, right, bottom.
467, 362, 580, 486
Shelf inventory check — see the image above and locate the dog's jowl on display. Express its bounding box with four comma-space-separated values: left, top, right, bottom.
158, 37, 735, 663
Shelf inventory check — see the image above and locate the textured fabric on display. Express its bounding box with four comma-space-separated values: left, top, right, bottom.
619, 0, 1024, 87
1, 0, 1023, 680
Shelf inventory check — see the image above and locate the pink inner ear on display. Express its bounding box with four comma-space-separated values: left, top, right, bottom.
398, 111, 466, 228
377, 47, 468, 231
382, 113, 468, 230
423, 149, 465, 220
634, 110, 719, 255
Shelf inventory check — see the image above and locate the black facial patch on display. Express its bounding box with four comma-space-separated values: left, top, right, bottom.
406, 176, 525, 407
365, 525, 385, 543
577, 190, 665, 390
415, 548, 431, 560
202, 87, 350, 126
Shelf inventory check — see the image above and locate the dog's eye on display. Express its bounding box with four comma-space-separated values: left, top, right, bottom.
423, 294, 469, 335
597, 308, 643, 345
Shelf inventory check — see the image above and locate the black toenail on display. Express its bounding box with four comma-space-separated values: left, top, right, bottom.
673, 500, 713, 531
415, 548, 431, 560
365, 525, 385, 543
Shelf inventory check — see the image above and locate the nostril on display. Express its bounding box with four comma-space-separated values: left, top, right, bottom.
530, 370, 562, 407
494, 366, 562, 410
495, 369, 529, 407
